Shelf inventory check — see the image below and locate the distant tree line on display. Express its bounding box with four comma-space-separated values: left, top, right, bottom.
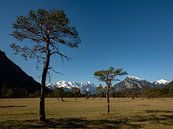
96, 84, 173, 98
1, 83, 173, 98
0, 82, 41, 98
0, 86, 40, 98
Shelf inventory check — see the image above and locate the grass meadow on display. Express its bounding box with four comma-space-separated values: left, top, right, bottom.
0, 98, 173, 129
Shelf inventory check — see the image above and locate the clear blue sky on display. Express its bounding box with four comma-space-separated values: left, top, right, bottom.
0, 0, 173, 85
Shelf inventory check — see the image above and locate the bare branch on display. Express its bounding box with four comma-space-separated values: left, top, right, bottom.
48, 66, 63, 75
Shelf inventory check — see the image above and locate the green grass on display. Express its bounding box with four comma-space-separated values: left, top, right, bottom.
0, 98, 173, 129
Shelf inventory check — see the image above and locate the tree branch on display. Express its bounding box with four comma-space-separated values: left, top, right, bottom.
48, 66, 63, 75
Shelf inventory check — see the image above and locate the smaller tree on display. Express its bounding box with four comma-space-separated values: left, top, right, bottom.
71, 87, 80, 99
94, 67, 127, 113
55, 87, 64, 101
84, 90, 90, 99
97, 84, 104, 98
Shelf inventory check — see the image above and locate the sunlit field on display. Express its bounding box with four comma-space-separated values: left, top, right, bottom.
0, 98, 173, 129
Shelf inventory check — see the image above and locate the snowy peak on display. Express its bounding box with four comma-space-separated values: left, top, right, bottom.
114, 76, 153, 91
154, 79, 170, 85
127, 76, 144, 81
56, 80, 81, 88
56, 80, 96, 94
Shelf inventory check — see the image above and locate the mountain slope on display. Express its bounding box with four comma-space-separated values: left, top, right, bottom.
0, 50, 43, 97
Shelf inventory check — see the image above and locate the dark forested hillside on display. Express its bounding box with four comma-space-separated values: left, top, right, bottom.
0, 50, 43, 97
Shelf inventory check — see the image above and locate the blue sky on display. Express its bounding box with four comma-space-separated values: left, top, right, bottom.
0, 0, 173, 85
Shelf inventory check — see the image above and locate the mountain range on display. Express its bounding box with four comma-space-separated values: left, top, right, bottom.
114, 76, 171, 92
52, 81, 96, 94
53, 76, 172, 94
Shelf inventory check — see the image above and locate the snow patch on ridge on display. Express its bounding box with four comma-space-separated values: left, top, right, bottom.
127, 76, 144, 81
154, 79, 170, 85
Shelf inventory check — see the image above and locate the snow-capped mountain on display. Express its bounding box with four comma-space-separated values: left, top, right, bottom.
127, 76, 144, 81
55, 81, 96, 94
80, 81, 96, 94
154, 79, 170, 85
56, 81, 81, 89
153, 79, 171, 88
114, 76, 172, 92
114, 76, 153, 92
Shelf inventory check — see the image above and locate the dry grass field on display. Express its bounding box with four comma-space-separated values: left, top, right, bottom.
0, 98, 173, 129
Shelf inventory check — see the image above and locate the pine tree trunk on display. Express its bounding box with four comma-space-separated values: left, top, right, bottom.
60, 96, 64, 102
106, 85, 110, 113
39, 44, 50, 121
60, 89, 64, 102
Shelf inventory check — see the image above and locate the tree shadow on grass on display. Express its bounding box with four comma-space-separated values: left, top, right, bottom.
0, 105, 26, 108
130, 114, 173, 126
1, 114, 173, 129
44, 118, 142, 129
0, 118, 141, 129
145, 110, 173, 113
